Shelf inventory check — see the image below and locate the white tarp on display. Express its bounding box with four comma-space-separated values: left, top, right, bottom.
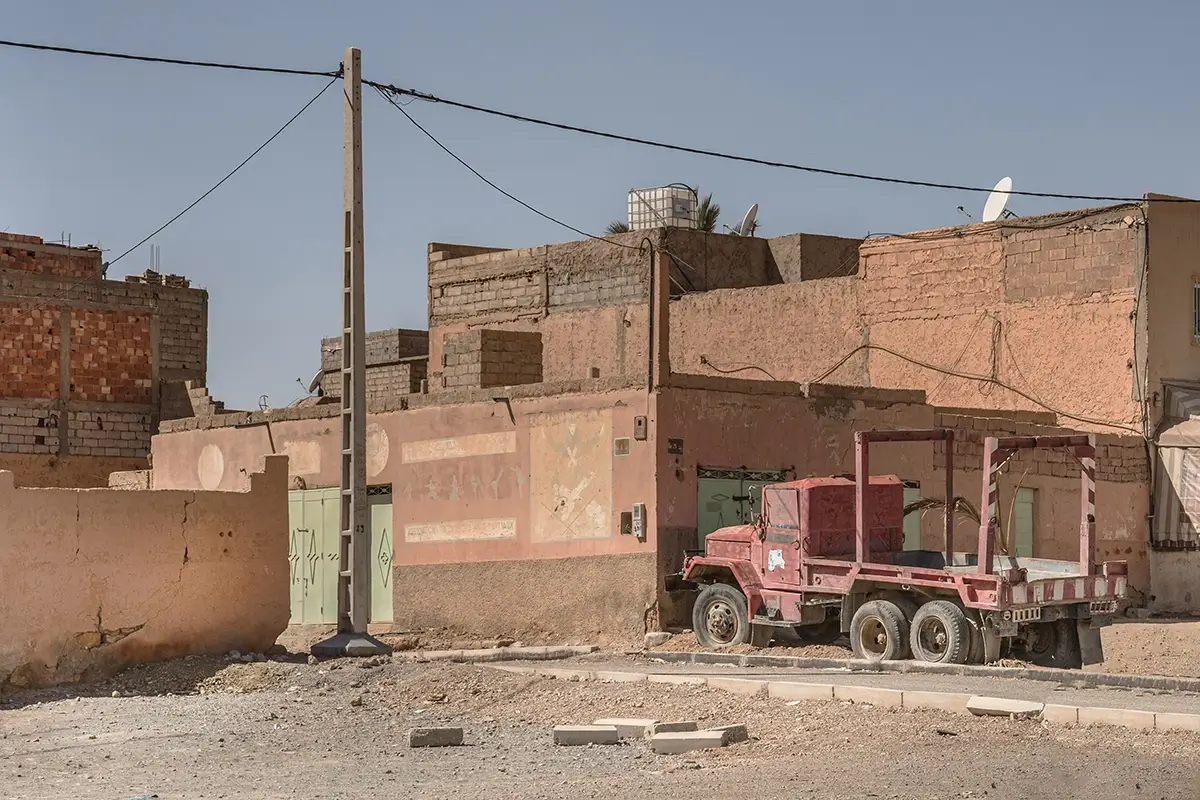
1153, 384, 1200, 547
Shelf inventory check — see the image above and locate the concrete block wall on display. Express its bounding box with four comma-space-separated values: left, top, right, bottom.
441, 329, 543, 389
1003, 210, 1139, 302
0, 235, 209, 468
319, 328, 430, 402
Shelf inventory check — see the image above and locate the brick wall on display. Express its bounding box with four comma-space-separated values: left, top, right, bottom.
69, 309, 152, 404
0, 304, 60, 399
1003, 210, 1139, 302
67, 408, 152, 459
442, 329, 543, 389
0, 233, 103, 279
0, 401, 59, 454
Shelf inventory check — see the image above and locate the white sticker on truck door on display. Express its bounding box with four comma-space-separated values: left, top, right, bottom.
767, 549, 785, 572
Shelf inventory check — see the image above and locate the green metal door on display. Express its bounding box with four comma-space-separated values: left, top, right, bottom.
368, 487, 394, 624
287, 487, 339, 625
696, 467, 791, 548
1013, 487, 1035, 558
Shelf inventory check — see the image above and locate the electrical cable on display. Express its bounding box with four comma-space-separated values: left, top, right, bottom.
0, 75, 339, 334
367, 82, 1189, 205
0, 38, 340, 77
808, 342, 1144, 436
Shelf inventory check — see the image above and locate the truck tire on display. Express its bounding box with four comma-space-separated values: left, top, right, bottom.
879, 591, 921, 623
1023, 620, 1083, 669
693, 583, 750, 649
849, 600, 909, 661
909, 600, 971, 664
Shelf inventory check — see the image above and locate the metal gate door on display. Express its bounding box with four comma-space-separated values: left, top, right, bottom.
696, 466, 792, 548
287, 487, 339, 624
368, 486, 394, 624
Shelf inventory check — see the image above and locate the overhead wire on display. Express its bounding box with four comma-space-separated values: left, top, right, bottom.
0, 38, 340, 77
0, 75, 339, 334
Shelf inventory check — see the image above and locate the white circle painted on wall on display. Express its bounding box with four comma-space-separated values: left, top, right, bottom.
366, 423, 390, 479
198, 444, 225, 491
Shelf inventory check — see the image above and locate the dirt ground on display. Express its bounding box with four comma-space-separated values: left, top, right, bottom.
3, 655, 1199, 800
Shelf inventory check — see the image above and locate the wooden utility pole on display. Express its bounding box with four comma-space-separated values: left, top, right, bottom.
312, 46, 389, 658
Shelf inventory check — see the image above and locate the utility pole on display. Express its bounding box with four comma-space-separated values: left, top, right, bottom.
312, 47, 390, 659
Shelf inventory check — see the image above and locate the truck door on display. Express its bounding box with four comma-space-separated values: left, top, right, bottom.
761, 486, 802, 586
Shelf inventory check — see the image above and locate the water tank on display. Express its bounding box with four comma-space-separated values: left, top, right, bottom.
627, 186, 697, 230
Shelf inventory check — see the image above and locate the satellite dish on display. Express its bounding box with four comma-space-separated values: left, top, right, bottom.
304, 368, 323, 395
982, 177, 1013, 223
737, 203, 759, 236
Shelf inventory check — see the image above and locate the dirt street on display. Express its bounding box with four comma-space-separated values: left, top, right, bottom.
2, 655, 1198, 800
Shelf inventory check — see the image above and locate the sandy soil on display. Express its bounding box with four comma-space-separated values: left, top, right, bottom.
2, 655, 1199, 799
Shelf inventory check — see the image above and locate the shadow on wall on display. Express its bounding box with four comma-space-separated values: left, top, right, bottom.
0, 455, 291, 694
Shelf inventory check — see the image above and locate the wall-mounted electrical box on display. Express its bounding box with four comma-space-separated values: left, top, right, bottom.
634, 416, 648, 441
632, 502, 646, 541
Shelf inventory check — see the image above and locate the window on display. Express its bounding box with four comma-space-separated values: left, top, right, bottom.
1194, 284, 1200, 337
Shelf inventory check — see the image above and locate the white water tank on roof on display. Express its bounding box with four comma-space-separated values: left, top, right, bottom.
627, 186, 697, 230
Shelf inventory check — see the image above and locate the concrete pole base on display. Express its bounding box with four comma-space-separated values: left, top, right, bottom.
310, 632, 392, 659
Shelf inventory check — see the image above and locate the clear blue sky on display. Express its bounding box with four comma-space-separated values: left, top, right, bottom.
2, 1, 1197, 409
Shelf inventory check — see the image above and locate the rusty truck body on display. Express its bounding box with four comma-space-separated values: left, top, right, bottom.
674, 429, 1127, 667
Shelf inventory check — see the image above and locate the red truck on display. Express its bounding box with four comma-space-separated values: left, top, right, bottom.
674, 429, 1127, 668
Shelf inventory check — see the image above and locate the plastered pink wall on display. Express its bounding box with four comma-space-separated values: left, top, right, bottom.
0, 455, 289, 692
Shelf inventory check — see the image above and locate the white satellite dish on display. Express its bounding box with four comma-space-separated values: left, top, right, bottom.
981, 177, 1013, 223
304, 368, 323, 395
737, 203, 759, 236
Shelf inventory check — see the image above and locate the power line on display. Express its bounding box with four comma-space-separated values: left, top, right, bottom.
0, 38, 340, 77
368, 81, 1178, 205
1, 76, 339, 334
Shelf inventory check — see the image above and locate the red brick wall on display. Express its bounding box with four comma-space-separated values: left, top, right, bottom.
0, 304, 60, 399
68, 310, 152, 404
0, 233, 103, 279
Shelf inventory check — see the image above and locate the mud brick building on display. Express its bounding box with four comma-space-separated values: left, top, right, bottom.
0, 232, 209, 486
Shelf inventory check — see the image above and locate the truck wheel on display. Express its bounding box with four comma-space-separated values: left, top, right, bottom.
796, 619, 842, 645
849, 600, 909, 661
693, 583, 750, 649
909, 601, 971, 664
1023, 620, 1083, 669
965, 613, 986, 664
879, 592, 921, 623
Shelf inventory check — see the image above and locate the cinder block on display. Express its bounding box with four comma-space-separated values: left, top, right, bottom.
593, 670, 647, 683
902, 691, 972, 715
408, 727, 464, 748
1076, 706, 1156, 730
708, 723, 749, 745
706, 677, 767, 696
646, 721, 698, 737
768, 682, 835, 702
966, 696, 1044, 719
649, 730, 726, 755
553, 725, 619, 746
647, 674, 706, 686
1155, 712, 1200, 733
833, 685, 904, 708
1041, 704, 1080, 725
594, 718, 658, 738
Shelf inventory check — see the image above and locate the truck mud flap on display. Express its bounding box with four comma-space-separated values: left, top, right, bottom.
1076, 618, 1104, 667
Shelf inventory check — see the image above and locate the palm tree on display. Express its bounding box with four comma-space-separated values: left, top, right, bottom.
606, 192, 721, 235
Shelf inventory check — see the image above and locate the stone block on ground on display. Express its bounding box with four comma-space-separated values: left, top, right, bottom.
593, 670, 647, 683
902, 691, 972, 714
649, 730, 726, 755
1155, 712, 1200, 733
408, 728, 464, 748
706, 677, 767, 696
833, 685, 904, 708
594, 718, 658, 738
708, 723, 749, 745
966, 696, 1044, 719
644, 632, 673, 648
647, 674, 706, 686
1076, 706, 1156, 730
646, 720, 698, 737
768, 682, 835, 702
1041, 704, 1080, 725
553, 725, 620, 746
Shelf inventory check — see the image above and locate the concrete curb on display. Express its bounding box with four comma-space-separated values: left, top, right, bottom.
397, 645, 599, 664
649, 650, 1200, 694
495, 665, 1200, 735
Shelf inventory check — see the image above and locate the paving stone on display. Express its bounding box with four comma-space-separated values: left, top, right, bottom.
833, 685, 904, 708
966, 696, 1044, 719
708, 723, 749, 745
646, 721, 698, 737
649, 730, 726, 755
1155, 712, 1200, 733
902, 691, 972, 714
1041, 704, 1080, 725
408, 728, 464, 748
767, 682, 834, 702
553, 725, 620, 746
1076, 706, 1156, 730
706, 677, 767, 696
593, 717, 658, 738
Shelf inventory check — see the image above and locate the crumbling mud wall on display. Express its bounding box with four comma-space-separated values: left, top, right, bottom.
0, 455, 289, 693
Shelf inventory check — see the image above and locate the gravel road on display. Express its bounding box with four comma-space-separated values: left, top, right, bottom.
2, 655, 1198, 800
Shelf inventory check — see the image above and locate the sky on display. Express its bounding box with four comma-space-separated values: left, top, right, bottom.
2, 0, 1199, 409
